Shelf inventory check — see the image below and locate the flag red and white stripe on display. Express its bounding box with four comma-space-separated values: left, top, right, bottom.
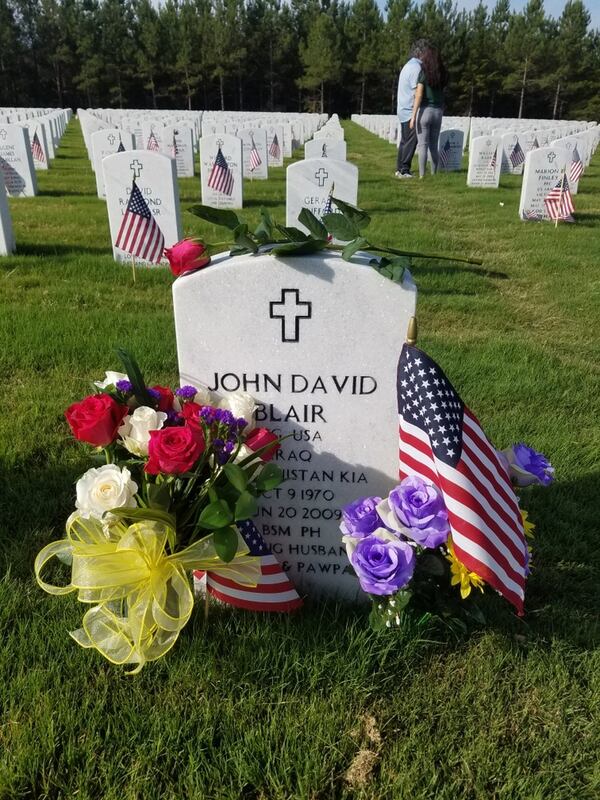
249, 137, 262, 171
147, 131, 160, 151
544, 174, 574, 221
397, 343, 528, 613
31, 131, 45, 163
208, 146, 234, 195
569, 145, 584, 183
115, 180, 165, 263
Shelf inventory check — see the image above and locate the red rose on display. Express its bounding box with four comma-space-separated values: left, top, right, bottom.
245, 428, 279, 461
164, 238, 211, 278
180, 401, 203, 427
151, 385, 174, 412
65, 394, 129, 447
146, 425, 205, 474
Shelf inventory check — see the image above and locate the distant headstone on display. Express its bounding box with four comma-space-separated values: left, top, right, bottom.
200, 134, 243, 209
467, 135, 502, 188
0, 170, 15, 254
28, 123, 49, 170
518, 146, 569, 221
92, 129, 135, 198
0, 124, 37, 197
103, 151, 182, 264
163, 125, 195, 178
437, 129, 464, 171
142, 123, 165, 153
286, 158, 359, 233
304, 138, 347, 161
239, 128, 268, 180
500, 133, 526, 175
173, 250, 417, 600
265, 125, 284, 167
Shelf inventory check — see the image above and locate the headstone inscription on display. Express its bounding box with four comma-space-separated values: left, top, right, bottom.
518, 146, 569, 221
286, 158, 358, 233
304, 138, 347, 161
0, 124, 38, 197
200, 134, 243, 209
466, 135, 502, 188
162, 125, 195, 178
173, 250, 417, 599
0, 171, 15, 254
103, 151, 182, 264
239, 128, 268, 180
437, 129, 464, 172
92, 129, 135, 198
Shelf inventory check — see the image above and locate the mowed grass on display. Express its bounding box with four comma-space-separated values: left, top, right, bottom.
0, 120, 599, 800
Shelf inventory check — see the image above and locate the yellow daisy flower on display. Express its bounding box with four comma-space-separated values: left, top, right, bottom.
445, 538, 485, 599
521, 508, 535, 539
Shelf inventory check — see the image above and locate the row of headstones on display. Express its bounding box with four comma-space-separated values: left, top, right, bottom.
0, 108, 71, 255
352, 114, 471, 149
101, 124, 358, 264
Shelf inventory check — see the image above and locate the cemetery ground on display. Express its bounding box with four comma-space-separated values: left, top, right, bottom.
1, 119, 599, 800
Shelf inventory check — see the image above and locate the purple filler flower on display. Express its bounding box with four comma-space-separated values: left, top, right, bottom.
340, 496, 384, 538
350, 533, 415, 596
115, 379, 133, 393
175, 385, 198, 399
388, 476, 450, 548
510, 443, 555, 487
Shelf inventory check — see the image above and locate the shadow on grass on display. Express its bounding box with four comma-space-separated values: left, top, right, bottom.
15, 242, 110, 257
39, 189, 97, 198
413, 262, 509, 280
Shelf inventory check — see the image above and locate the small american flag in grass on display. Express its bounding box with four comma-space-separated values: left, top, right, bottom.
31, 131, 45, 163
269, 133, 281, 160
544, 174, 575, 222
249, 136, 262, 171
569, 145, 584, 183
439, 137, 451, 169
208, 146, 234, 195
115, 180, 165, 263
509, 140, 525, 168
147, 130, 160, 151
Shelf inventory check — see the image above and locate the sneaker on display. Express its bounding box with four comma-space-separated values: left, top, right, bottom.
395, 171, 414, 179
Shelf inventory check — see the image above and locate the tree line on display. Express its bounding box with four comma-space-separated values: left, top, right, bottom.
1, 0, 598, 120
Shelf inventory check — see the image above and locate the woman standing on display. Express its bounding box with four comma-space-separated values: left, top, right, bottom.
409, 45, 448, 178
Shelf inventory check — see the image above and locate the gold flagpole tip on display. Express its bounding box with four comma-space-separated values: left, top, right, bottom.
406, 316, 418, 345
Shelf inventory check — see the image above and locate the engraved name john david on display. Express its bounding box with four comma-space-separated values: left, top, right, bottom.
207, 373, 378, 395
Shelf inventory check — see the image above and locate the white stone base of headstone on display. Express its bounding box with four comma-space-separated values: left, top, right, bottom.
467, 135, 502, 188
518, 146, 569, 222
0, 171, 15, 254
173, 249, 417, 601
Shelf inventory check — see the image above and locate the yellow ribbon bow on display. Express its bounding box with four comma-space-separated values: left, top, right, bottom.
34, 515, 261, 673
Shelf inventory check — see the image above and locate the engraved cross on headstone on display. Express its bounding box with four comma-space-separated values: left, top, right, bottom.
0, 130, 6, 140
269, 289, 312, 343
314, 167, 329, 187
130, 159, 143, 178
107, 134, 116, 145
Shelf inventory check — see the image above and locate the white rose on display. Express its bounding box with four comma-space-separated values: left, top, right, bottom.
219, 391, 256, 431
233, 444, 263, 479
75, 464, 138, 520
118, 406, 168, 456
194, 385, 214, 407
94, 371, 128, 389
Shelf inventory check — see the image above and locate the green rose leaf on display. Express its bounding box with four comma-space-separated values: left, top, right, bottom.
222, 463, 248, 492
330, 197, 371, 230
197, 499, 234, 529
342, 237, 369, 261
187, 204, 241, 230
275, 224, 309, 242
212, 525, 239, 563
234, 491, 259, 521
115, 348, 156, 409
254, 209, 276, 243
321, 212, 360, 242
297, 208, 328, 240
254, 462, 284, 491
233, 223, 258, 253
270, 239, 328, 257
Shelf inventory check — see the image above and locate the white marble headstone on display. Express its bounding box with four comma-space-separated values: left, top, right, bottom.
0, 124, 38, 197
103, 151, 182, 264
239, 128, 268, 180
200, 134, 243, 209
28, 123, 49, 170
518, 146, 569, 221
286, 158, 358, 233
0, 170, 15, 254
304, 138, 347, 161
500, 133, 525, 175
467, 135, 502, 188
163, 125, 195, 178
92, 129, 135, 197
142, 123, 165, 153
437, 129, 464, 171
173, 250, 417, 600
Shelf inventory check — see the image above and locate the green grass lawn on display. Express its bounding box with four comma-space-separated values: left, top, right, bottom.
0, 119, 599, 800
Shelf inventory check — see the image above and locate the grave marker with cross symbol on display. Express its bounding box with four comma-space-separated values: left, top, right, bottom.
0, 130, 6, 140
269, 289, 312, 343
107, 134, 116, 145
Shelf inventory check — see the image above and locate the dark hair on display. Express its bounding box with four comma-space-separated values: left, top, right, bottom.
410, 39, 430, 60
419, 46, 448, 90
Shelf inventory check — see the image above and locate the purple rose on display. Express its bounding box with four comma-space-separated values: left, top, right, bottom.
340, 496, 383, 538
504, 443, 554, 487
387, 476, 450, 548
349, 532, 415, 596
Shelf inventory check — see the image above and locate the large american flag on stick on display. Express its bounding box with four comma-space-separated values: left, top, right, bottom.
208, 146, 234, 195
115, 180, 165, 263
31, 131, 45, 163
197, 520, 303, 612
544, 174, 574, 222
397, 343, 528, 613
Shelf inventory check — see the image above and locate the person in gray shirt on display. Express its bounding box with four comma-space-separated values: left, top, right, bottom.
395, 39, 430, 178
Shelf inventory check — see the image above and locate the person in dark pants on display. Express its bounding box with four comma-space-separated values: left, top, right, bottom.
395, 39, 429, 178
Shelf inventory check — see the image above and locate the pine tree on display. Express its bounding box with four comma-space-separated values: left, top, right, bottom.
345, 0, 383, 114
298, 12, 342, 113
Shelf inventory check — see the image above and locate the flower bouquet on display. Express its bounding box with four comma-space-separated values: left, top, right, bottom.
34, 351, 293, 673
341, 443, 553, 630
